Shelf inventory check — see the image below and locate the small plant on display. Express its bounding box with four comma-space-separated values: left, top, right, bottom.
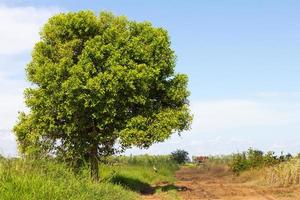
230, 152, 249, 174
171, 149, 190, 164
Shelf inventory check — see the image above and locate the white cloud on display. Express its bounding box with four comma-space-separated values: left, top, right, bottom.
0, 93, 26, 129
126, 99, 300, 156
257, 91, 300, 99
0, 57, 29, 131
191, 99, 300, 132
0, 4, 59, 156
0, 4, 58, 129
0, 130, 17, 157
0, 5, 59, 55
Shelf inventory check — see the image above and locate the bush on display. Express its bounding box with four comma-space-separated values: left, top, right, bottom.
230, 152, 249, 174
171, 149, 190, 164
230, 148, 292, 174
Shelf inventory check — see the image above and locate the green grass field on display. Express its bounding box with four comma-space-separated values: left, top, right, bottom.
0, 155, 179, 200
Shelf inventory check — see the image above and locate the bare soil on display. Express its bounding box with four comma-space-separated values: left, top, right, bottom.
143, 166, 300, 200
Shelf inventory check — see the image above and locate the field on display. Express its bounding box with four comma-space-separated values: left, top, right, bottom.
1, 152, 300, 200
0, 155, 180, 200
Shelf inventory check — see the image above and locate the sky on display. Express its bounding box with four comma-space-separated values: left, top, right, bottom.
1, 0, 300, 157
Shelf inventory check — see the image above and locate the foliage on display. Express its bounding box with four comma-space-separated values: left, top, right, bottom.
230, 148, 292, 174
230, 152, 249, 174
13, 11, 192, 179
171, 149, 190, 164
0, 155, 179, 200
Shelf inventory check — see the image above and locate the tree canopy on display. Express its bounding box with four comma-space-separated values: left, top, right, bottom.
14, 11, 192, 179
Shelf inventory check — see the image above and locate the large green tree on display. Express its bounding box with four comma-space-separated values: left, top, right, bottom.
14, 11, 192, 180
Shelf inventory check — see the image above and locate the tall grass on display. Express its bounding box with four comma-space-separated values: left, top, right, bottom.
0, 155, 179, 200
0, 158, 137, 200
265, 158, 300, 186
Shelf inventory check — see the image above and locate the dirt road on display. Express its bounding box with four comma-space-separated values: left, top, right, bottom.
175, 167, 300, 200
144, 167, 300, 200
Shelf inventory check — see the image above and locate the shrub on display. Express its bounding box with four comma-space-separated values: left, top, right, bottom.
229, 148, 292, 174
230, 152, 249, 174
171, 149, 190, 164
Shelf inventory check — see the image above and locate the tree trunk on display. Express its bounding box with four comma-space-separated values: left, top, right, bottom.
90, 144, 99, 181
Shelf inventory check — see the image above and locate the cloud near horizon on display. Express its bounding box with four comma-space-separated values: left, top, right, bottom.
127, 98, 300, 156
3, 98, 300, 157
191, 99, 300, 132
0, 4, 60, 156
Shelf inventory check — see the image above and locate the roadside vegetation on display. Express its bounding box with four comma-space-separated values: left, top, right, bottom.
265, 157, 300, 186
192, 148, 300, 187
0, 155, 180, 200
228, 148, 300, 186
229, 148, 293, 174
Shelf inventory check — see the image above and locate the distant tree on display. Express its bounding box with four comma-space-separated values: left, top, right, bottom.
13, 11, 192, 180
171, 149, 190, 164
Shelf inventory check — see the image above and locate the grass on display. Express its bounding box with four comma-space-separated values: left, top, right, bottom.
234, 158, 300, 187
265, 158, 300, 186
106, 155, 178, 180
0, 155, 180, 200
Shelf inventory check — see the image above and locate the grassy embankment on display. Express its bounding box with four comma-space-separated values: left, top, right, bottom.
0, 155, 179, 200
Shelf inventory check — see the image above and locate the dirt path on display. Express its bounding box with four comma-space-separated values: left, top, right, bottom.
143, 167, 300, 200
175, 167, 300, 200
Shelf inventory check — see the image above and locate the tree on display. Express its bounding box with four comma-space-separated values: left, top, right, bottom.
13, 11, 192, 180
171, 149, 190, 164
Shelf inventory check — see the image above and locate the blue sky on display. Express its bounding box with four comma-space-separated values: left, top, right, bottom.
1, 0, 300, 157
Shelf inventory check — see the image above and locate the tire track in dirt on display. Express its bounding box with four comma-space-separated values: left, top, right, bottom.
174, 167, 298, 200
142, 167, 300, 200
